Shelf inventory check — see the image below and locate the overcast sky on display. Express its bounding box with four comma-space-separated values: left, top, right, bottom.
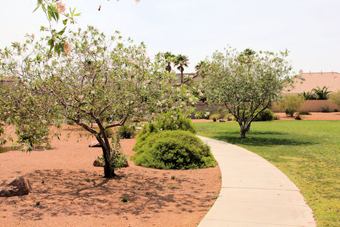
1, 0, 339, 74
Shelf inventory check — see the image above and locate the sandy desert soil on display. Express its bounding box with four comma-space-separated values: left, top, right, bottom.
191, 112, 340, 122
0, 126, 221, 227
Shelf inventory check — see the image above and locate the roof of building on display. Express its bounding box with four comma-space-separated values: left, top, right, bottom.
284, 71, 340, 94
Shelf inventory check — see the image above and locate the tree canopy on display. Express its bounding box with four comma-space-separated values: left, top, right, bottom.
202, 47, 294, 138
0, 26, 196, 177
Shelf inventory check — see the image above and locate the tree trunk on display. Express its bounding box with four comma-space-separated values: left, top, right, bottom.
240, 127, 247, 138
166, 64, 171, 73
180, 69, 184, 84
102, 146, 115, 178
97, 136, 115, 178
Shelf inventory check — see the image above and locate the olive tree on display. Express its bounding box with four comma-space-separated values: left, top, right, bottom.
203, 48, 293, 138
276, 94, 304, 117
329, 90, 340, 109
0, 26, 196, 178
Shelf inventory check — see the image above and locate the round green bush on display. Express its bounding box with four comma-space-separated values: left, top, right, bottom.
254, 109, 274, 121
117, 123, 136, 139
136, 112, 196, 143
132, 130, 216, 170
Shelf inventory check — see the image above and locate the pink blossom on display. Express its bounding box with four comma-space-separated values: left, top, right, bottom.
135, 0, 140, 3
56, 1, 66, 13
86, 72, 90, 76
63, 42, 72, 54
157, 102, 162, 106
91, 90, 95, 94
78, 95, 84, 99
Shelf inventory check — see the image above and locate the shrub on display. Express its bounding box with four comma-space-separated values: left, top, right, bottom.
273, 115, 280, 120
335, 109, 339, 112
121, 194, 129, 203
194, 111, 210, 119
321, 105, 330, 113
298, 111, 311, 115
254, 109, 274, 121
105, 127, 115, 138
136, 112, 196, 143
285, 108, 295, 117
232, 108, 274, 121
209, 109, 230, 121
329, 90, 340, 109
226, 114, 233, 121
132, 130, 215, 170
277, 94, 304, 117
117, 123, 136, 139
97, 136, 127, 169
209, 113, 220, 122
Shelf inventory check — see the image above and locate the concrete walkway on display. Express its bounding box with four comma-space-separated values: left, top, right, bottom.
197, 136, 316, 227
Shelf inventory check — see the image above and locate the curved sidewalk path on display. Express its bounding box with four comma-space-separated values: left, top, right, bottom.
197, 136, 316, 227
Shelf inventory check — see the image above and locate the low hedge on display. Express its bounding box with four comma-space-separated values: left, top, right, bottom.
132, 130, 216, 170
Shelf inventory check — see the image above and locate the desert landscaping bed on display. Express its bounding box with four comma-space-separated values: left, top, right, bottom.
0, 126, 221, 227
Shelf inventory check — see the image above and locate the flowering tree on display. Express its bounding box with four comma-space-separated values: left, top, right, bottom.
0, 75, 58, 151
0, 26, 196, 178
34, 0, 141, 55
203, 48, 294, 138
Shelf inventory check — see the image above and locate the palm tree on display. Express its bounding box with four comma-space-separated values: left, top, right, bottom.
312, 86, 330, 100
195, 60, 208, 78
164, 52, 175, 73
299, 91, 316, 100
174, 54, 189, 85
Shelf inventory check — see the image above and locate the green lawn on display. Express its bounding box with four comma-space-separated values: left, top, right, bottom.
195, 121, 340, 227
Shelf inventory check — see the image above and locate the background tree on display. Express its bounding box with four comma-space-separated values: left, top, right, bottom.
276, 94, 305, 117
174, 54, 189, 85
329, 90, 340, 109
195, 60, 209, 79
164, 52, 175, 73
312, 86, 330, 100
299, 91, 316, 100
203, 47, 293, 138
0, 26, 195, 178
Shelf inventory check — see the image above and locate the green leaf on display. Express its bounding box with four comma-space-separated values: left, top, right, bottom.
56, 27, 66, 36
62, 19, 68, 26
32, 2, 42, 13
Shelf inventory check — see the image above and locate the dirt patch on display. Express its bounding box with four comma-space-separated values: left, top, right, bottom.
0, 126, 221, 227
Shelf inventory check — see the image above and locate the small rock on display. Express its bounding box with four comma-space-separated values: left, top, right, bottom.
122, 160, 129, 168
93, 159, 101, 167
295, 115, 302, 120
218, 119, 226, 122
0, 177, 32, 197
89, 141, 101, 147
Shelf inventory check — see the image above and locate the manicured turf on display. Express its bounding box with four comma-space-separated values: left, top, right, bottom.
195, 121, 340, 227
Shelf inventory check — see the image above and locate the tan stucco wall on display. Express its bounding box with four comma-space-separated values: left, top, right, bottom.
270, 100, 339, 112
